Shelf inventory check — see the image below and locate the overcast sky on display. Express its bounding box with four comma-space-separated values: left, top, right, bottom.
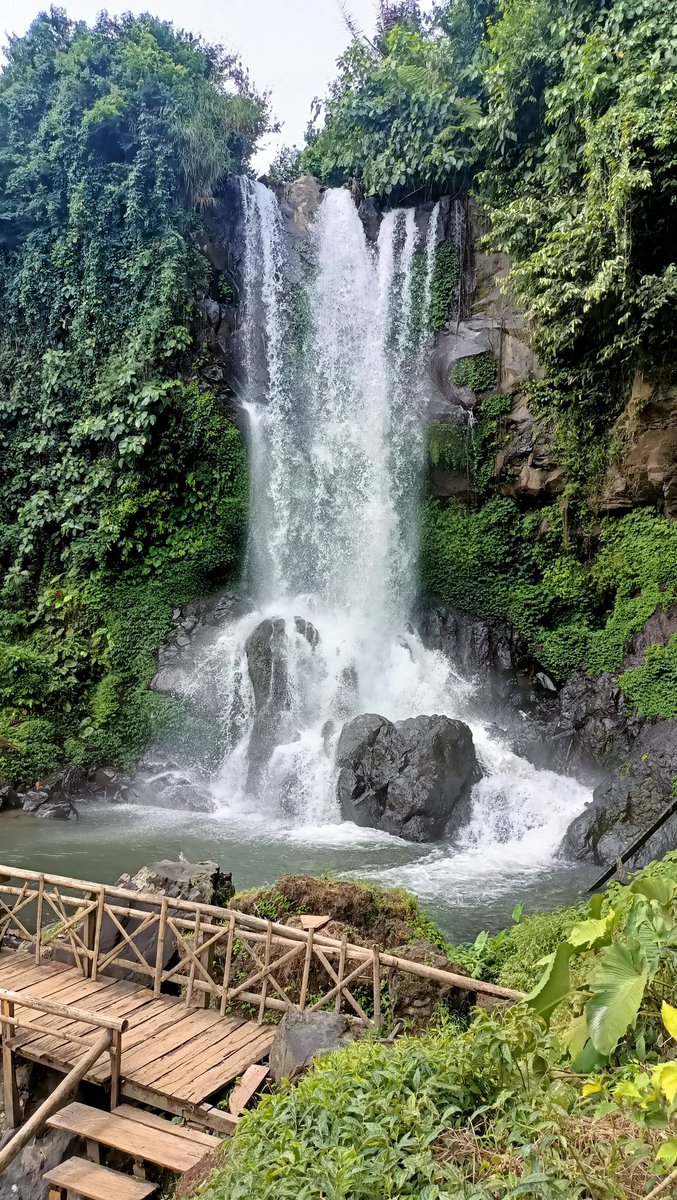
0, 0, 388, 170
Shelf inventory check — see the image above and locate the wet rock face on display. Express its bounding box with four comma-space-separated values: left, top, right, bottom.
596, 373, 677, 518
563, 720, 677, 868
116, 858, 233, 906
244, 616, 320, 790
336, 713, 481, 842
151, 589, 254, 697
246, 617, 288, 712
494, 394, 566, 501
122, 763, 216, 813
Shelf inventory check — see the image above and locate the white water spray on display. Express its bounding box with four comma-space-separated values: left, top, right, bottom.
185, 181, 590, 887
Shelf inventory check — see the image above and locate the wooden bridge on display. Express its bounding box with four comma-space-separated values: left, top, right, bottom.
0, 864, 520, 1196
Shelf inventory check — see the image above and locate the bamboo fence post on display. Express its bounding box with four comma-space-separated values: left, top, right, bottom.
372, 948, 381, 1032
199, 913, 215, 1010
220, 912, 236, 1016
82, 890, 97, 979
299, 927, 315, 1011
33, 876, 44, 966
335, 933, 347, 1014
258, 923, 273, 1025
154, 897, 168, 996
185, 908, 201, 1007
109, 1027, 123, 1110
91, 889, 105, 982
1, 998, 21, 1129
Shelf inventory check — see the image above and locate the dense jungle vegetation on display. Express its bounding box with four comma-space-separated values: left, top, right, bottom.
302, 0, 677, 717
0, 10, 267, 783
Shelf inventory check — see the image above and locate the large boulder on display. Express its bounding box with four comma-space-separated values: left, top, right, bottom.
117, 858, 233, 906
336, 713, 481, 842
245, 618, 290, 712
0, 1127, 80, 1199
269, 1012, 350, 1082
76, 858, 235, 985
0, 782, 20, 812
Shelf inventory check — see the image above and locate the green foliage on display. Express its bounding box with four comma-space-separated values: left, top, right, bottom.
0, 11, 259, 778
268, 144, 302, 184
528, 865, 677, 1063
429, 243, 460, 330
422, 500, 677, 688
200, 1007, 573, 1200
0, 716, 62, 786
426, 421, 471, 473
619, 633, 677, 719
299, 25, 482, 199
251, 890, 292, 923
451, 354, 497, 393
482, 0, 677, 374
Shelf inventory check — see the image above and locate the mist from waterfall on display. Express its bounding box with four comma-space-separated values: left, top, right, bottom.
183, 180, 590, 889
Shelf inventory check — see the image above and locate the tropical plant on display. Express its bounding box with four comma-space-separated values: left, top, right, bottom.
528, 870, 677, 1068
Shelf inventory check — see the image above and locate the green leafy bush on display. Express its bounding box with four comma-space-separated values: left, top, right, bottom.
200, 1007, 571, 1200
422, 499, 677, 693
429, 243, 460, 330
619, 635, 677, 719
451, 355, 498, 393
0, 12, 258, 777
300, 24, 481, 199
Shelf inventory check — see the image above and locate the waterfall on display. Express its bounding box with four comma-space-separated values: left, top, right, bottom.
183, 180, 589, 876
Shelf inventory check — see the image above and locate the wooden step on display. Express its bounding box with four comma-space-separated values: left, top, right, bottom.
112, 1103, 221, 1150
229, 1063, 269, 1115
43, 1156, 156, 1200
47, 1102, 208, 1173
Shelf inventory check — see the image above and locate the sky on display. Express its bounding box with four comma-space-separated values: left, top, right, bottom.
0, 0, 385, 171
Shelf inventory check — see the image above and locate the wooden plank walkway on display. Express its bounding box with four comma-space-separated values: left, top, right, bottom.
0, 949, 274, 1115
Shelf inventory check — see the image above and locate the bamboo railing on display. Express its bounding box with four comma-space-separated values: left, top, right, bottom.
0, 988, 127, 1172
0, 866, 522, 1029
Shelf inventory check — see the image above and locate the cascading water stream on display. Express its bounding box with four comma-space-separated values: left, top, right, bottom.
182, 180, 591, 895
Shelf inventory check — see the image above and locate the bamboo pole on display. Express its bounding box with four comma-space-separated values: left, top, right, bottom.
0, 1028, 113, 1175
33, 876, 44, 966
1, 999, 20, 1129
258, 923, 273, 1024
220, 912, 236, 1016
0, 989, 128, 1034
372, 948, 381, 1032
154, 897, 168, 996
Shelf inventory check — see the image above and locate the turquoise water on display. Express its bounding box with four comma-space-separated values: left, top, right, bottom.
0, 803, 595, 943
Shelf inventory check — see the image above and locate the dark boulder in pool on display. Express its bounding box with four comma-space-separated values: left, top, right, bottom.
336, 713, 481, 842
245, 615, 319, 790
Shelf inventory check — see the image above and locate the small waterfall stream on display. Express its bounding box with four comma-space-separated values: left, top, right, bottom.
182, 180, 591, 901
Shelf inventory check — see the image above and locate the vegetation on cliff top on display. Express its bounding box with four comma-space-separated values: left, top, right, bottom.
0, 10, 264, 783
